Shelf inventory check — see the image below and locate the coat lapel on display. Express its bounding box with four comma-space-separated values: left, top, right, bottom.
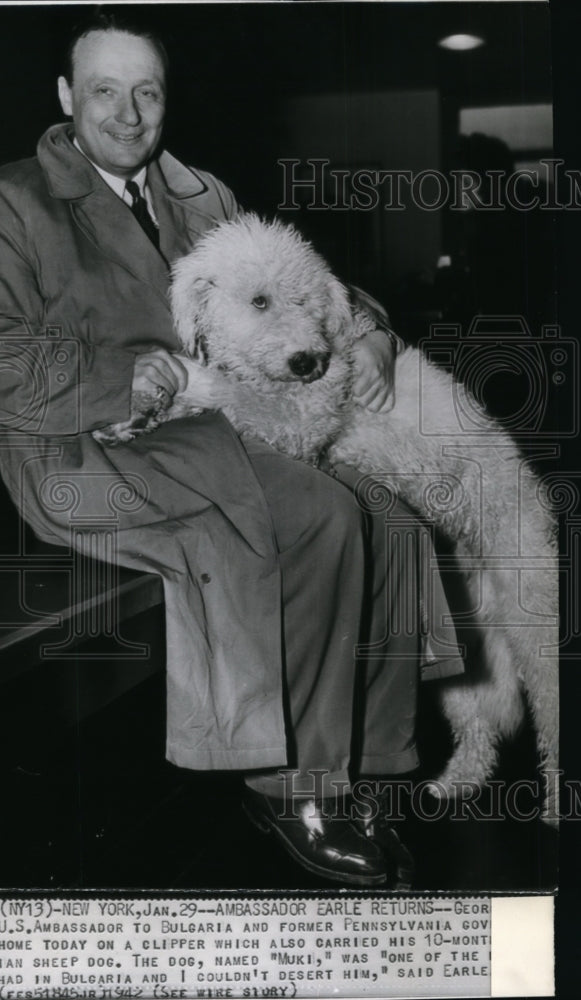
148, 153, 221, 264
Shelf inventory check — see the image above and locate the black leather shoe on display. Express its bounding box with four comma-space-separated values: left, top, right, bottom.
353, 790, 414, 890
243, 789, 387, 886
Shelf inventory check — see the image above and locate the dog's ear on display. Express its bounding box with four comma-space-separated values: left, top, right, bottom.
169, 263, 215, 363
324, 276, 356, 347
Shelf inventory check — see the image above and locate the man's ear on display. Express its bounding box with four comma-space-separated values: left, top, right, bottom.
57, 76, 73, 117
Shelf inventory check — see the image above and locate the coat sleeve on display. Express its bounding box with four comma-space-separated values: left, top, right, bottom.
0, 185, 136, 436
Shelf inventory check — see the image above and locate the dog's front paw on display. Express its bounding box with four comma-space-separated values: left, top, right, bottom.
92, 421, 139, 446
92, 388, 171, 447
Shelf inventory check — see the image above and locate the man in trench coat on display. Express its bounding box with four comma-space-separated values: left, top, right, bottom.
0, 15, 463, 886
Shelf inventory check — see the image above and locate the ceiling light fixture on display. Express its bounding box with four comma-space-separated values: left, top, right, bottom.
438, 34, 485, 52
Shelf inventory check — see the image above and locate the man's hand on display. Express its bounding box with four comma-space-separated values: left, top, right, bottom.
352, 327, 397, 413
132, 348, 188, 397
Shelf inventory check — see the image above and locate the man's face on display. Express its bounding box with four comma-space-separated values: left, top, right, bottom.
58, 30, 166, 178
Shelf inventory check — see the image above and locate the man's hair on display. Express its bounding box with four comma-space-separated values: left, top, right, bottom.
62, 9, 169, 85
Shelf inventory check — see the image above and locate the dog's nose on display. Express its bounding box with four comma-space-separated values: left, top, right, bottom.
288, 351, 331, 380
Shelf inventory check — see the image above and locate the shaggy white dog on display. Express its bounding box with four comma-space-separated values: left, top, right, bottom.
96, 215, 559, 822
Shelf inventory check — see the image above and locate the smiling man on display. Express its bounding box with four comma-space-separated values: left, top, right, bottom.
0, 11, 463, 887
58, 30, 167, 178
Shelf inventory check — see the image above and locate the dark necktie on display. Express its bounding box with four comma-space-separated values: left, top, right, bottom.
125, 179, 160, 249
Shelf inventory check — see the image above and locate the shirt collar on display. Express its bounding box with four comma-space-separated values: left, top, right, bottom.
73, 137, 148, 199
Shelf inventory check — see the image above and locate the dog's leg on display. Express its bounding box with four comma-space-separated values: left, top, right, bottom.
525, 648, 560, 826
502, 512, 559, 825
92, 389, 169, 446
427, 707, 500, 801
433, 664, 524, 798
431, 567, 526, 797
506, 607, 559, 826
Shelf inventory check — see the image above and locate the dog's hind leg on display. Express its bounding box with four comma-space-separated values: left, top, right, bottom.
527, 654, 560, 826
428, 695, 501, 800
510, 627, 559, 826
505, 552, 559, 825
429, 603, 525, 798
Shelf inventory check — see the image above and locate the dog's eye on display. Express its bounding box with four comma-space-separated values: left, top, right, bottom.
251, 295, 268, 310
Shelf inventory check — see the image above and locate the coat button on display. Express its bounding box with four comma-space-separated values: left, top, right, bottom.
201, 573, 211, 584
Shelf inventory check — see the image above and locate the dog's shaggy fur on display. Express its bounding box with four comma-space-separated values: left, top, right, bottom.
96, 214, 559, 822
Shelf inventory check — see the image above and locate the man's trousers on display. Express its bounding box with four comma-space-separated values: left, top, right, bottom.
241, 436, 463, 798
